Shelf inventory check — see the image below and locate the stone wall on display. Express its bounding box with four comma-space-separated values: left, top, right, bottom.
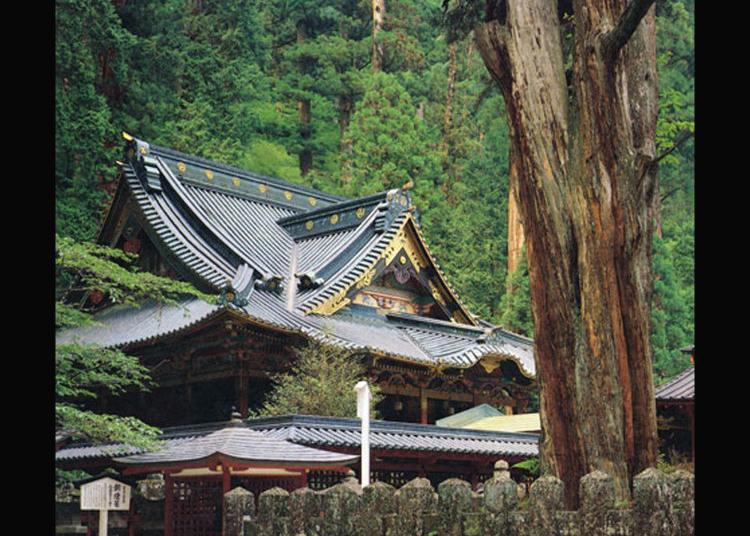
226, 462, 694, 536
55, 462, 694, 536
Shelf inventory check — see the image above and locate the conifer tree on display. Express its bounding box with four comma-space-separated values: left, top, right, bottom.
254, 340, 383, 418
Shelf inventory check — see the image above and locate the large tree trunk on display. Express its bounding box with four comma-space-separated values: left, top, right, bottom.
474, 0, 658, 508
372, 0, 386, 72
297, 22, 312, 176
506, 152, 524, 281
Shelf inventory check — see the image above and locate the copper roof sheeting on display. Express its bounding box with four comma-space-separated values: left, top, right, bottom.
655, 367, 694, 401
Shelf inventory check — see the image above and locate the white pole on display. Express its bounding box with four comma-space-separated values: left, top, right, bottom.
99, 509, 108, 536
354, 380, 371, 487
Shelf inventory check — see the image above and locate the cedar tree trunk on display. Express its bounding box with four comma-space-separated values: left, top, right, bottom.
372, 0, 386, 72
474, 0, 659, 507
297, 22, 312, 176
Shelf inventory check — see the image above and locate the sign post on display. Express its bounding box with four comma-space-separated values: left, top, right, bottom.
80, 477, 131, 536
354, 380, 371, 487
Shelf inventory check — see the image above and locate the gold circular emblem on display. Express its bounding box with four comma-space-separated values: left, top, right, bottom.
205, 170, 214, 180
399, 255, 407, 265
139, 146, 147, 155
400, 195, 408, 206
258, 184, 268, 193
330, 214, 339, 225
284, 191, 293, 201
305, 220, 314, 231
356, 207, 365, 219
308, 197, 317, 207
176, 162, 186, 173
232, 177, 241, 187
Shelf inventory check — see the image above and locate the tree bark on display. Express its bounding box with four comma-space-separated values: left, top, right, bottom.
474, 0, 659, 508
372, 0, 386, 72
297, 22, 312, 176
506, 147, 524, 281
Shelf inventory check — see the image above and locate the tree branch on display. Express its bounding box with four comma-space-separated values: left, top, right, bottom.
602, 0, 656, 58
653, 130, 694, 165
660, 186, 683, 203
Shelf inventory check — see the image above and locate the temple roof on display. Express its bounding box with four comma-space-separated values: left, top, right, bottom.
75, 135, 536, 377
655, 367, 694, 402
56, 415, 539, 463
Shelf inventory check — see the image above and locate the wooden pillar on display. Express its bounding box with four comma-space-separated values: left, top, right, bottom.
236, 359, 248, 419
686, 404, 695, 466
222, 464, 232, 495
419, 389, 428, 424
164, 475, 174, 536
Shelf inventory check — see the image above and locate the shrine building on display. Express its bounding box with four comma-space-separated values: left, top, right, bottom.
58, 134, 538, 428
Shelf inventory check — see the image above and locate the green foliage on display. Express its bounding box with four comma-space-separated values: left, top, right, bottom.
651, 225, 693, 383
344, 72, 440, 196
55, 235, 210, 449
512, 457, 541, 479
55, 235, 213, 312
254, 339, 383, 419
499, 250, 533, 337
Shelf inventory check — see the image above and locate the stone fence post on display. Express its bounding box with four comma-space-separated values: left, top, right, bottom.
257, 487, 290, 535
437, 478, 473, 536
223, 487, 254, 536
528, 475, 564, 536
393, 477, 437, 536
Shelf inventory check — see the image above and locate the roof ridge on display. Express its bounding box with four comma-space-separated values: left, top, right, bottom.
150, 143, 347, 203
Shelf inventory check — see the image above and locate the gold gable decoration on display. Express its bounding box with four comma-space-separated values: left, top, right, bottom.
307, 215, 476, 325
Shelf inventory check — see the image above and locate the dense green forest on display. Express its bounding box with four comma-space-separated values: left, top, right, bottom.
55, 0, 693, 382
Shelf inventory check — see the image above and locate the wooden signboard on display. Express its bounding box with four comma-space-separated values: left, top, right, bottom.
80, 477, 131, 536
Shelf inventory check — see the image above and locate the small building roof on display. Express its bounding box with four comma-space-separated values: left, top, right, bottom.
114, 425, 357, 470
435, 404, 504, 428
655, 366, 694, 402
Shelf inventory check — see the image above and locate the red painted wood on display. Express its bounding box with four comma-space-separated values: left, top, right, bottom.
164, 474, 174, 536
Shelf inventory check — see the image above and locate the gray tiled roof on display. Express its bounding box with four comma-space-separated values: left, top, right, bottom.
114, 425, 358, 466
55, 299, 222, 348
655, 367, 694, 401
56, 415, 538, 463
67, 136, 536, 376
246, 415, 538, 457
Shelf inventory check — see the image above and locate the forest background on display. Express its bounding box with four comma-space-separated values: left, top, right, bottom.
55, 0, 693, 383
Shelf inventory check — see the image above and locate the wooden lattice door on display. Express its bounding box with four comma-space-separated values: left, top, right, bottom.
169, 478, 223, 536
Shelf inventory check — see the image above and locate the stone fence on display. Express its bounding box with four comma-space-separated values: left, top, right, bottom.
55, 461, 693, 535
227, 462, 694, 536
